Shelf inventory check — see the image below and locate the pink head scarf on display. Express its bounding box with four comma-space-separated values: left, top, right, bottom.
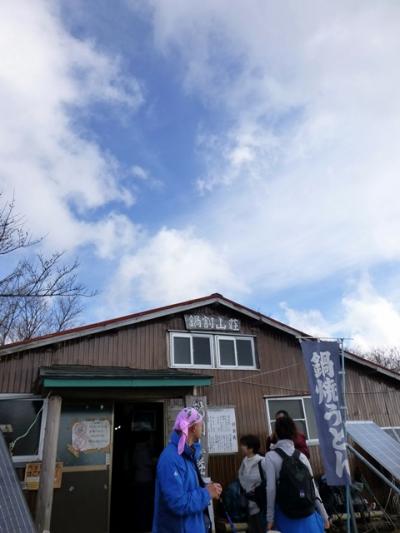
173, 407, 203, 455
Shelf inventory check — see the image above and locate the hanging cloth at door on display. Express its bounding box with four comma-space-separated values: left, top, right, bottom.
173, 407, 203, 455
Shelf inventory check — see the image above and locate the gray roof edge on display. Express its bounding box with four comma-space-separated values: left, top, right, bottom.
1, 295, 399, 384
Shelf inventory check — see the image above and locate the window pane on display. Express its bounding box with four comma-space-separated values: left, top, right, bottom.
269, 399, 304, 420
219, 339, 236, 366
304, 397, 318, 439
0, 399, 43, 457
295, 420, 308, 439
236, 339, 254, 367
193, 336, 211, 365
173, 336, 191, 365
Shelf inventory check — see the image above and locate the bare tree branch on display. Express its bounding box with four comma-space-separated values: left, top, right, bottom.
0, 194, 39, 255
351, 345, 400, 373
50, 295, 84, 332
0, 254, 92, 299
0, 193, 95, 344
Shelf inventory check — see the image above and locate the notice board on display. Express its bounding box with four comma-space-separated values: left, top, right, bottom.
207, 407, 238, 455
24, 461, 63, 490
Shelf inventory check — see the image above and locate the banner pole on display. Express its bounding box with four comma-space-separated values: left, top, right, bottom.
340, 338, 357, 533
340, 339, 350, 531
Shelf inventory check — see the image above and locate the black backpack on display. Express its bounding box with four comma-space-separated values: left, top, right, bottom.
221, 479, 248, 522
274, 448, 316, 519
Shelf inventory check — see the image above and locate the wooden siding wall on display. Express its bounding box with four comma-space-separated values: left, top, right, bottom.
1, 303, 400, 490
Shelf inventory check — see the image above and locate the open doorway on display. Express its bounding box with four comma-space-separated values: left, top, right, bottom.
110, 402, 164, 533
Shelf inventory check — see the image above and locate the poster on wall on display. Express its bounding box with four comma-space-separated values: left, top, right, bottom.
71, 419, 111, 453
24, 462, 63, 490
207, 407, 238, 454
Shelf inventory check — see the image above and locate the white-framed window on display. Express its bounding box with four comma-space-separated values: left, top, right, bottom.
169, 332, 257, 370
265, 395, 319, 443
216, 335, 256, 369
170, 332, 214, 368
382, 426, 400, 443
0, 394, 48, 463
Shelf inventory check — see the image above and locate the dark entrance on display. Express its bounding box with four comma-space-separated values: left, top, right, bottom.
51, 402, 113, 533
110, 402, 164, 533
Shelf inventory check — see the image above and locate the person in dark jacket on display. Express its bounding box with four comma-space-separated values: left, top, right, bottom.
153, 407, 222, 533
266, 410, 310, 459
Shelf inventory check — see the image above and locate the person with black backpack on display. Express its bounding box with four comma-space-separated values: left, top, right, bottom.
264, 417, 330, 532
238, 435, 266, 533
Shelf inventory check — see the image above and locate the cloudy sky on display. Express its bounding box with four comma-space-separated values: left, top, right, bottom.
1, 0, 400, 349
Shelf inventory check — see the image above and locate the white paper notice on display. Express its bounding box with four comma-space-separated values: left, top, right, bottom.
72, 419, 111, 452
207, 408, 238, 454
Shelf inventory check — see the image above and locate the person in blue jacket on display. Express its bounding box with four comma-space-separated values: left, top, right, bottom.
152, 407, 222, 533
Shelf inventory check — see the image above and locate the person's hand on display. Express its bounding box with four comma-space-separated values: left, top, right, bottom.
207, 482, 222, 499
267, 523, 274, 531
324, 519, 331, 529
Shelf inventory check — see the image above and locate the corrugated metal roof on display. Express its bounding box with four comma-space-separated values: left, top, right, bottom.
0, 293, 302, 355
1, 293, 399, 383
2, 294, 226, 351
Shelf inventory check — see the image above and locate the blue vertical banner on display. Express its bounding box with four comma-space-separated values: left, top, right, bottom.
300, 340, 351, 486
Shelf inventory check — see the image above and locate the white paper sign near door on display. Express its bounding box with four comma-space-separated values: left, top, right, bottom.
207, 407, 238, 454
72, 419, 111, 452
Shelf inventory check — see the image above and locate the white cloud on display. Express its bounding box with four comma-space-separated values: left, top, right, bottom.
279, 302, 336, 339
131, 164, 163, 190
341, 278, 400, 350
0, 1, 142, 258
281, 276, 400, 350
10, 0, 396, 336
103, 227, 247, 315
131, 165, 149, 181
140, 0, 400, 296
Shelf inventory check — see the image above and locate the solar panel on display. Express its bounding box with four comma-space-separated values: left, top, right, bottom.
0, 431, 36, 533
346, 421, 400, 481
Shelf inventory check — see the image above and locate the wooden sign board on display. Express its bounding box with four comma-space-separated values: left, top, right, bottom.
164, 399, 184, 446
185, 395, 208, 477
24, 461, 63, 490
184, 314, 240, 332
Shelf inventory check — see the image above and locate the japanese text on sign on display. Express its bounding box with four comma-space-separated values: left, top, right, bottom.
24, 462, 63, 490
72, 419, 110, 452
207, 407, 238, 454
311, 350, 349, 480
184, 314, 240, 332
301, 340, 351, 486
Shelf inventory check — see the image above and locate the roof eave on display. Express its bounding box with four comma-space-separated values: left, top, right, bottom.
0, 295, 298, 357
0, 296, 221, 356
1, 294, 399, 384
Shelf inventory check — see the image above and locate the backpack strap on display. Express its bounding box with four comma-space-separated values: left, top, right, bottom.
273, 448, 288, 460
220, 501, 237, 533
293, 449, 301, 460
257, 460, 265, 482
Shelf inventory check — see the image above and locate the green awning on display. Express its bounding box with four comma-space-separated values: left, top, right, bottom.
39, 366, 212, 389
